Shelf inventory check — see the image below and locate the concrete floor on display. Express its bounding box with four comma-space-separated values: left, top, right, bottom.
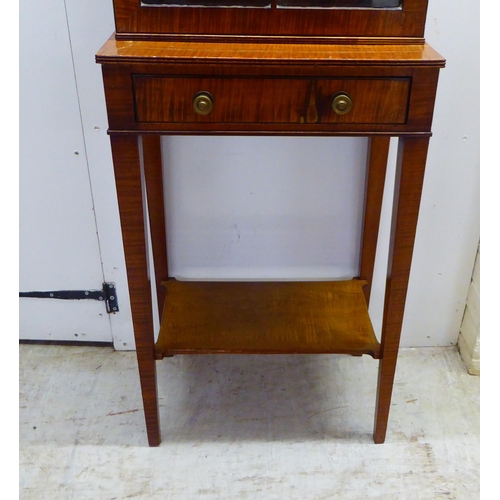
19, 345, 479, 499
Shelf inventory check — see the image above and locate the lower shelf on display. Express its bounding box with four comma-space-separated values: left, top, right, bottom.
155, 279, 380, 359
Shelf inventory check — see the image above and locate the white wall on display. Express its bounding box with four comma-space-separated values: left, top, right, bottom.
19, 0, 479, 348
163, 136, 367, 281
402, 0, 480, 346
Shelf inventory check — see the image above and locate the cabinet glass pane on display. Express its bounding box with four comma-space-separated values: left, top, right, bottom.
141, 0, 271, 6
277, 0, 401, 8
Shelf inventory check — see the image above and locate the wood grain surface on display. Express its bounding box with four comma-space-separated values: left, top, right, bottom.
97, 38, 445, 66
360, 136, 390, 304
109, 135, 161, 447
373, 136, 430, 444
142, 135, 169, 321
111, 0, 429, 42
99, 40, 443, 136
133, 76, 410, 125
155, 279, 380, 358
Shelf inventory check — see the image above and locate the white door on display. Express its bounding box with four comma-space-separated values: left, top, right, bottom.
19, 0, 134, 347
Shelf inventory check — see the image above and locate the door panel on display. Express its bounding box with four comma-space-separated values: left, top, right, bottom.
63, 0, 137, 349
19, 0, 112, 342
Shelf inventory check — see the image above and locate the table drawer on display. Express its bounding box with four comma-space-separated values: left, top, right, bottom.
133, 76, 410, 125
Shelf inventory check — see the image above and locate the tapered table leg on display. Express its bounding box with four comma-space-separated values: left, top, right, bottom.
360, 136, 390, 305
374, 136, 430, 444
142, 135, 169, 322
110, 134, 161, 447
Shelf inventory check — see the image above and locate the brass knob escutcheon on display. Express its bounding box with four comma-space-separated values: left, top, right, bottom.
331, 93, 352, 115
193, 92, 214, 115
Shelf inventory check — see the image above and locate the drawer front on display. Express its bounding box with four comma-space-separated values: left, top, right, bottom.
133, 76, 410, 125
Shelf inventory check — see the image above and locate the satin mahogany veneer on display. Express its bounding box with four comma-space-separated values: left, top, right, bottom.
155, 279, 380, 358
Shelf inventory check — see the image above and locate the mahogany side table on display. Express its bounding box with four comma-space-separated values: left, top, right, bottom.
96, 38, 445, 446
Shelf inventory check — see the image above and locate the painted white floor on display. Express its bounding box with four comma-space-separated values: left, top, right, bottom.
19, 345, 479, 499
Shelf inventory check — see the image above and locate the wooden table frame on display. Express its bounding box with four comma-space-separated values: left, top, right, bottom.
98, 38, 444, 446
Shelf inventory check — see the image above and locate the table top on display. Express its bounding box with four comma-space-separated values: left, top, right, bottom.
96, 35, 445, 67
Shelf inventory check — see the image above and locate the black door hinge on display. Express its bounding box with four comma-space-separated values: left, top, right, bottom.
19, 282, 119, 313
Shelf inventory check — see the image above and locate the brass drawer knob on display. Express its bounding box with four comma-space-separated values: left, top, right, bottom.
331, 93, 352, 115
193, 92, 214, 115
